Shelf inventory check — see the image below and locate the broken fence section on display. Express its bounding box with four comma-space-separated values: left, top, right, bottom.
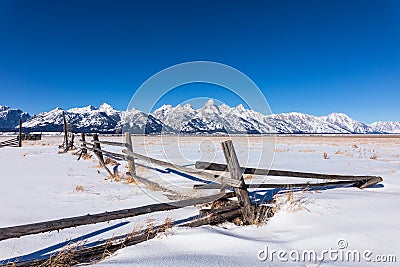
0, 134, 384, 265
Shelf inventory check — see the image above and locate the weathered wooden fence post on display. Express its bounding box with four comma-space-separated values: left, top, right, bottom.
81, 133, 87, 154
93, 134, 113, 177
62, 111, 68, 149
125, 132, 136, 176
221, 140, 254, 224
18, 118, 22, 147
70, 134, 74, 149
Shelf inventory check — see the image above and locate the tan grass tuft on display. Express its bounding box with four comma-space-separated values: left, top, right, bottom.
124, 175, 138, 185
160, 217, 173, 238
104, 157, 118, 166
274, 189, 311, 213
370, 154, 378, 160
74, 185, 85, 193
81, 153, 92, 160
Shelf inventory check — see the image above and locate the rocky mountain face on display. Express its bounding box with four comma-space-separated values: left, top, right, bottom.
0, 106, 30, 131
369, 121, 400, 134
1, 101, 399, 134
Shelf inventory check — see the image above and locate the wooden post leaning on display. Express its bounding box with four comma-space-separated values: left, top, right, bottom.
70, 133, 75, 150
93, 134, 114, 178
18, 118, 22, 147
81, 133, 87, 154
221, 140, 255, 224
125, 132, 136, 176
62, 111, 68, 150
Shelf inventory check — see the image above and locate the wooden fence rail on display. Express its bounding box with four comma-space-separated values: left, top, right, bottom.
76, 134, 383, 224
3, 204, 241, 266
0, 193, 227, 241
121, 149, 241, 188
194, 180, 361, 190
0, 137, 19, 148
195, 161, 383, 189
93, 140, 128, 147
0, 119, 24, 148
78, 134, 383, 192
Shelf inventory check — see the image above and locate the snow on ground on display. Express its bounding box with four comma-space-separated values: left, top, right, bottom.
0, 135, 399, 266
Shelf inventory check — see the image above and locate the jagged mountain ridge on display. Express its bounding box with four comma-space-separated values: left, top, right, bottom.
0, 101, 399, 134
0, 105, 30, 130
21, 103, 122, 132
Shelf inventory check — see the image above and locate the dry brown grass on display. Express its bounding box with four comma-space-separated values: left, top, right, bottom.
323, 152, 330, 159
104, 157, 118, 166
74, 185, 85, 193
244, 174, 255, 180
160, 217, 173, 238
334, 150, 353, 157
370, 154, 378, 160
40, 242, 84, 267
81, 153, 92, 160
112, 171, 121, 182
145, 218, 156, 239
273, 148, 287, 153
124, 175, 138, 185
299, 149, 315, 153
274, 189, 311, 213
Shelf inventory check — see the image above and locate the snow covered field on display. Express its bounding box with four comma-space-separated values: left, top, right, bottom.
0, 135, 399, 266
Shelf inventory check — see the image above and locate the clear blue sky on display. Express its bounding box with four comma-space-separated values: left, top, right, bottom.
0, 0, 399, 123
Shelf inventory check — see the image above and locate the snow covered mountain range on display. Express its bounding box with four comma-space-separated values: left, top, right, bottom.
0, 105, 30, 131
0, 101, 399, 134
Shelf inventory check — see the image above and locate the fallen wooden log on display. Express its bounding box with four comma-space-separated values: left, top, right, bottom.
195, 161, 382, 182
0, 193, 227, 241
355, 176, 383, 189
3, 206, 242, 267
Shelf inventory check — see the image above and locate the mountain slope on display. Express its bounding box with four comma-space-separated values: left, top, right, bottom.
321, 113, 371, 133
369, 121, 400, 133
0, 106, 30, 130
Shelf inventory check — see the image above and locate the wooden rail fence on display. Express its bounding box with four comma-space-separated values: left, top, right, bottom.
0, 133, 385, 265
0, 119, 25, 148
75, 134, 383, 224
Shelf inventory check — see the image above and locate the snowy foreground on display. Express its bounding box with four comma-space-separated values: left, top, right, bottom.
0, 135, 399, 266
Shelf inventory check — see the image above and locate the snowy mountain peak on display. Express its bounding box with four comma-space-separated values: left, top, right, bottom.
204, 99, 215, 107
99, 103, 115, 112
0, 105, 10, 111
198, 99, 220, 115
322, 112, 369, 133
68, 105, 95, 113
235, 104, 247, 112
183, 103, 193, 110
159, 104, 173, 110
0, 105, 31, 130
51, 107, 64, 113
